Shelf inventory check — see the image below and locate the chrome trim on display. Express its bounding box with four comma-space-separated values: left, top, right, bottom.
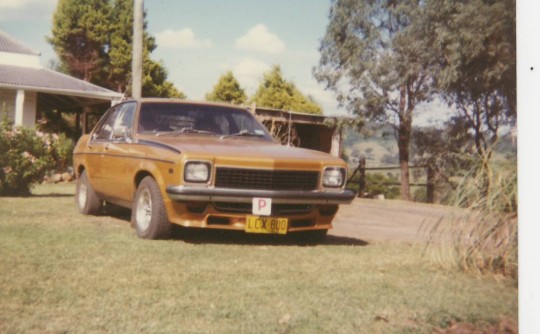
166, 186, 356, 204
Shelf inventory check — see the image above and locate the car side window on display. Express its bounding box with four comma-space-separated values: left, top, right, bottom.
94, 102, 136, 141
113, 103, 136, 139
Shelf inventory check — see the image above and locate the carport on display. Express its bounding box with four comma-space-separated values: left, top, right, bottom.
0, 30, 123, 131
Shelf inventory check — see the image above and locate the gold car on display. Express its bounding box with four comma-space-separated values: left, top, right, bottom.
74, 99, 355, 241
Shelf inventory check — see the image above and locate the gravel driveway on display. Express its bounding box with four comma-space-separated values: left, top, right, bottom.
329, 198, 459, 243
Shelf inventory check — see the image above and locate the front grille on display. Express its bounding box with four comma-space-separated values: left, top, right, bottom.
215, 168, 319, 191
213, 202, 314, 215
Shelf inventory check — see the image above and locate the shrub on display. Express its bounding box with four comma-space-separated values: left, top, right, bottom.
50, 133, 74, 172
413, 187, 427, 202
36, 109, 79, 139
0, 117, 59, 196
366, 173, 400, 199
346, 171, 400, 199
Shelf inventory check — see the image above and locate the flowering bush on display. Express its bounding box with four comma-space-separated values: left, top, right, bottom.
0, 117, 72, 196
49, 132, 74, 173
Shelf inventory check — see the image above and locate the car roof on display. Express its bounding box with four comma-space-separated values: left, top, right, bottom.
122, 98, 250, 111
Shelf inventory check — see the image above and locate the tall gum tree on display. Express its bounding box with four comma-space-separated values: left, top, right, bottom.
314, 0, 435, 200
426, 0, 516, 196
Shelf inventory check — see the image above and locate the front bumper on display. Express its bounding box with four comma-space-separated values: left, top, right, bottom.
166, 186, 356, 204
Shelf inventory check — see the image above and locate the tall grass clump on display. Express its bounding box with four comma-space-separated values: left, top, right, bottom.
425, 157, 517, 279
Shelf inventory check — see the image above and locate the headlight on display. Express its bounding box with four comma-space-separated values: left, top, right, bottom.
184, 161, 211, 183
322, 167, 345, 188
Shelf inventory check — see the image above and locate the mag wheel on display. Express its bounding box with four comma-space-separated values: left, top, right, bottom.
132, 176, 171, 239
76, 170, 102, 215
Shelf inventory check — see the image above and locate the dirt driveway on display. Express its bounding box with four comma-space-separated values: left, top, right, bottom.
329, 198, 458, 243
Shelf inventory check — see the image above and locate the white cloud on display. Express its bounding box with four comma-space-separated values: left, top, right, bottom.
302, 83, 346, 116
155, 28, 212, 49
0, 0, 22, 9
0, 0, 54, 9
232, 57, 270, 94
235, 24, 285, 55
0, 0, 57, 19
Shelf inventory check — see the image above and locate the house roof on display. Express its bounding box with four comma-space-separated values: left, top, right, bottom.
0, 30, 122, 111
0, 64, 121, 97
0, 30, 40, 56
0, 64, 123, 110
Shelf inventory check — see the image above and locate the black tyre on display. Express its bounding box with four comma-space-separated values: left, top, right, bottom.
76, 170, 102, 215
131, 176, 171, 239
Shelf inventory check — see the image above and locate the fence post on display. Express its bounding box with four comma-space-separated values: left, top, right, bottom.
426, 165, 434, 203
358, 157, 366, 198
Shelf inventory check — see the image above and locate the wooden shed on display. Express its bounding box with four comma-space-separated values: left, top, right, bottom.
253, 107, 342, 157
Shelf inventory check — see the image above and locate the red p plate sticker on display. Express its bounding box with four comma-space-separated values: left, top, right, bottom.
252, 197, 272, 216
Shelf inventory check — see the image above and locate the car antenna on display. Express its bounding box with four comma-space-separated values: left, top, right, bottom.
121, 76, 133, 101
287, 110, 292, 147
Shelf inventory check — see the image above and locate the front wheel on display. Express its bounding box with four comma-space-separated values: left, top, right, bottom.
76, 170, 102, 215
131, 176, 171, 240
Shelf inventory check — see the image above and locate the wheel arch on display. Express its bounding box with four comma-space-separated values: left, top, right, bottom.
134, 170, 154, 189
75, 164, 86, 178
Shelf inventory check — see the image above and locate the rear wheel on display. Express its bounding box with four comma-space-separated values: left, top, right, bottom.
132, 176, 171, 239
76, 170, 102, 215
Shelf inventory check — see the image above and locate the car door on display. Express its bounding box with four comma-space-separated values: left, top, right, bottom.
99, 102, 139, 204
86, 102, 137, 202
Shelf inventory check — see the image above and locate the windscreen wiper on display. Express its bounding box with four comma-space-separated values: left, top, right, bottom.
156, 127, 215, 137
220, 130, 265, 139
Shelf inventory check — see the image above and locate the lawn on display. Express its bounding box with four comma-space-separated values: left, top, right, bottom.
0, 183, 517, 333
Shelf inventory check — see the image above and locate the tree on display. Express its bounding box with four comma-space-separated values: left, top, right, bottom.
412, 117, 476, 203
426, 0, 516, 194
314, 0, 435, 201
48, 0, 111, 84
108, 0, 185, 98
205, 71, 247, 105
49, 0, 184, 98
108, 0, 136, 93
251, 65, 322, 115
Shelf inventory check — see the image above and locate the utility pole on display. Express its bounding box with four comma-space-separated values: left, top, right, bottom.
132, 0, 143, 99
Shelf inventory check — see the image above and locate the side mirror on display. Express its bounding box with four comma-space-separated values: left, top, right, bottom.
112, 125, 129, 140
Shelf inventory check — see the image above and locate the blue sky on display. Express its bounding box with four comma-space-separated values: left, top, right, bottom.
0, 0, 533, 126
0, 0, 347, 116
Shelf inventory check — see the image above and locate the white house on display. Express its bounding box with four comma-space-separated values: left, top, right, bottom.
0, 30, 123, 128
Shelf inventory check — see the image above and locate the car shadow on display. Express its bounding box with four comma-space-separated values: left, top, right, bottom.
31, 193, 74, 198
171, 227, 369, 247
102, 207, 369, 247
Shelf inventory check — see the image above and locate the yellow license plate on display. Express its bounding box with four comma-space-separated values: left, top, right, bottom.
245, 216, 288, 234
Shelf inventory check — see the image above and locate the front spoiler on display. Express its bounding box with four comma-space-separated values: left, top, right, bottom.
166, 186, 356, 204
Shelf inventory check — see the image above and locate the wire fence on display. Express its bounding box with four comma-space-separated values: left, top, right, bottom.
346, 157, 435, 203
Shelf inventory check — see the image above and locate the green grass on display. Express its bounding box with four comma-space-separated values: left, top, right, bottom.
1, 184, 517, 333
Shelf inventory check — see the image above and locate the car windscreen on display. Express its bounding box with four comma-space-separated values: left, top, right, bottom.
137, 103, 273, 140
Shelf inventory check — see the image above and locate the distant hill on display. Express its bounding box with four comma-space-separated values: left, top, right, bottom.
342, 122, 516, 169
342, 122, 398, 168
